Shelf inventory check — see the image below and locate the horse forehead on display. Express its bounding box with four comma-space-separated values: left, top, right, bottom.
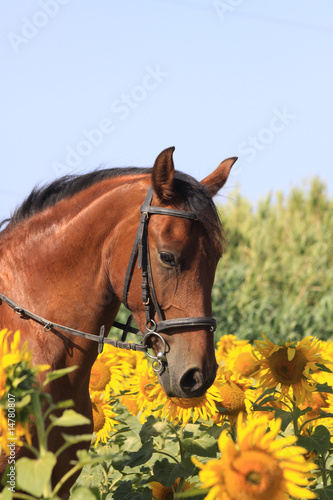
150, 214, 200, 245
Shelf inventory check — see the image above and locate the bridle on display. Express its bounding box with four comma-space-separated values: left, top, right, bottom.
0, 186, 217, 373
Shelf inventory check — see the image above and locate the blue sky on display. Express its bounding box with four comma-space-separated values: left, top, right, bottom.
1, 0, 332, 221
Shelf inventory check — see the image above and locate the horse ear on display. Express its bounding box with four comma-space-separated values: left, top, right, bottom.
152, 147, 175, 200
201, 157, 238, 197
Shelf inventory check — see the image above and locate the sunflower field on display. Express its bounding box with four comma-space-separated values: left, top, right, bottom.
1, 178, 333, 500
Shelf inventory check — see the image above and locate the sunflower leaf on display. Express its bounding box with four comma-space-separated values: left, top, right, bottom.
314, 485, 333, 500
274, 408, 302, 432
113, 440, 154, 469
113, 480, 152, 500
315, 382, 333, 394
152, 458, 193, 487
71, 485, 100, 500
297, 425, 331, 455
139, 415, 169, 443
42, 365, 78, 386
16, 453, 56, 497
183, 435, 217, 458
315, 363, 333, 374
50, 409, 91, 427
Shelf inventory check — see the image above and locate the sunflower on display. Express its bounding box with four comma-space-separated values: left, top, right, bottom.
193, 414, 316, 500
161, 383, 219, 426
254, 334, 329, 405
89, 345, 125, 396
124, 357, 166, 423
213, 369, 253, 425
90, 391, 119, 447
299, 370, 333, 435
244, 386, 285, 423
221, 343, 260, 381
0, 329, 32, 398
116, 347, 146, 376
0, 329, 49, 454
215, 335, 249, 365
149, 478, 194, 499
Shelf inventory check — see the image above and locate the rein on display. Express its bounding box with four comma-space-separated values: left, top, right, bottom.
0, 186, 217, 373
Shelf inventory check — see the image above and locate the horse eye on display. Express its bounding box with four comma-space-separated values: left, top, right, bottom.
160, 252, 177, 267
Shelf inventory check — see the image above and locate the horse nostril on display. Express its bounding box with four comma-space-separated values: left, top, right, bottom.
180, 368, 204, 393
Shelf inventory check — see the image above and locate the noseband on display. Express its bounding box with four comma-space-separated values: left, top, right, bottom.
0, 186, 217, 373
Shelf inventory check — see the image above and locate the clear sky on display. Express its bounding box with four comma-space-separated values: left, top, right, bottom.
1, 0, 332, 221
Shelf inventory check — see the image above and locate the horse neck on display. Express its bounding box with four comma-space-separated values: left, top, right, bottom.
0, 176, 149, 372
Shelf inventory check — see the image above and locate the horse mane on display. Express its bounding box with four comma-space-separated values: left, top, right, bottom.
1, 167, 224, 249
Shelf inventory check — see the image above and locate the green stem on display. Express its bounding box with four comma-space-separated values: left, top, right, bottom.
176, 476, 186, 494
31, 391, 52, 498
292, 401, 299, 437
12, 493, 38, 500
152, 449, 180, 464
299, 416, 321, 434
321, 453, 327, 487
51, 463, 82, 497
31, 391, 47, 455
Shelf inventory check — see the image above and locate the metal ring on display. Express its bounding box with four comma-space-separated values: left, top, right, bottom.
152, 359, 163, 373
145, 319, 156, 333
44, 323, 52, 332
142, 330, 167, 373
14, 307, 24, 316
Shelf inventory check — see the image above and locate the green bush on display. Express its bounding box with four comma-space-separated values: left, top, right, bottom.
213, 178, 333, 343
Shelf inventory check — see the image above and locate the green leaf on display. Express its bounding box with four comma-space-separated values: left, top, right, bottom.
183, 435, 217, 458
314, 485, 333, 500
75, 449, 113, 467
16, 452, 56, 497
316, 382, 333, 394
43, 365, 78, 385
152, 458, 193, 487
61, 433, 93, 444
50, 409, 90, 427
175, 486, 209, 498
124, 440, 154, 467
251, 404, 275, 413
113, 481, 152, 500
253, 388, 276, 404
0, 488, 13, 500
71, 485, 100, 500
315, 363, 333, 374
297, 425, 331, 455
274, 408, 301, 432
139, 415, 169, 442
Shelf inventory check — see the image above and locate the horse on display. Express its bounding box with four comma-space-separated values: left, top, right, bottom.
0, 147, 236, 497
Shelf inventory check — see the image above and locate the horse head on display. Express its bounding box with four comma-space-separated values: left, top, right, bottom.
110, 147, 236, 398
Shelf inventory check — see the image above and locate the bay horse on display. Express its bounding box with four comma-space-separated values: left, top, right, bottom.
0, 147, 236, 497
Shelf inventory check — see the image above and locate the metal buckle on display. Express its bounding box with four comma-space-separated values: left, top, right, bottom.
142, 324, 167, 373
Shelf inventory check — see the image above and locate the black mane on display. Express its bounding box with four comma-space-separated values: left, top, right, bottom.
1, 167, 223, 247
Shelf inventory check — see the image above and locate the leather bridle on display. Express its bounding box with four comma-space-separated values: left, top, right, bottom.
0, 186, 217, 373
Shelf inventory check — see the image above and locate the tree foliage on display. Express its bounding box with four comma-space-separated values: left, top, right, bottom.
213, 178, 333, 343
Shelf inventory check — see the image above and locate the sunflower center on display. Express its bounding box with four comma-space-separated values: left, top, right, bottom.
170, 396, 203, 409
218, 381, 246, 416
90, 361, 111, 392
224, 450, 282, 500
162, 490, 174, 500
269, 348, 307, 385
234, 353, 259, 377
91, 401, 106, 432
